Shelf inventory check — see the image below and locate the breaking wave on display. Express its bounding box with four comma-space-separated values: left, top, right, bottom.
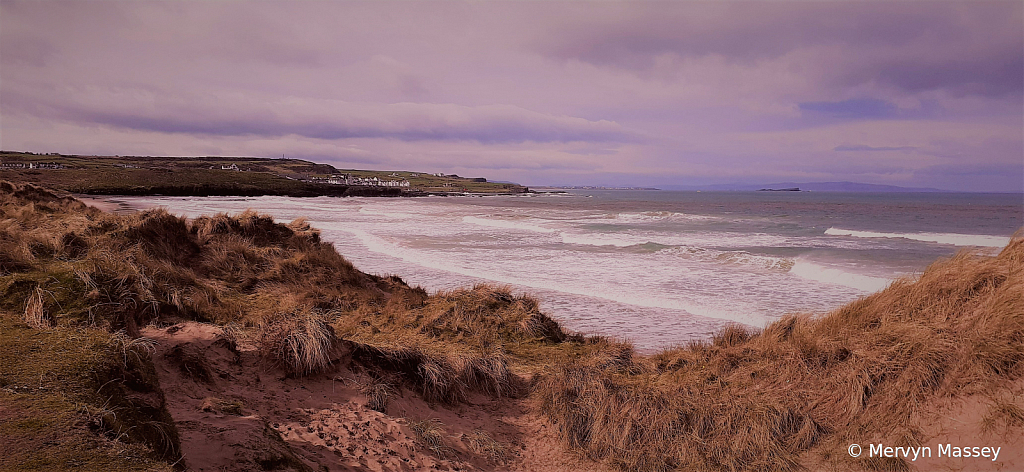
825, 228, 1010, 248
462, 216, 556, 233
790, 260, 892, 292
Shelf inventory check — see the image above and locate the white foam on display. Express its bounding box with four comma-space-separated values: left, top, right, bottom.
614, 211, 714, 222
614, 211, 673, 222
714, 252, 795, 271
825, 227, 1010, 248
559, 230, 810, 252
790, 260, 892, 292
358, 207, 416, 219
334, 226, 764, 327
462, 216, 556, 233
560, 232, 644, 247
657, 246, 794, 271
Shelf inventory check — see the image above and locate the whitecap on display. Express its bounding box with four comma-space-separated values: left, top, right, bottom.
790, 260, 892, 292
462, 216, 556, 233
825, 227, 1010, 248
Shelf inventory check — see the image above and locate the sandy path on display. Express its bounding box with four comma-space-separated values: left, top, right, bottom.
143, 322, 609, 471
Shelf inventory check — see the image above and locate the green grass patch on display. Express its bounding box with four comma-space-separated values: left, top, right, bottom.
0, 314, 180, 471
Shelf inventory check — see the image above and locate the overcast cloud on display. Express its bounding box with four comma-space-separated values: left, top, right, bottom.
1, 1, 1021, 191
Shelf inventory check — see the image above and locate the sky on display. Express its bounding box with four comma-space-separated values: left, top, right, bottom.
1, 1, 1022, 192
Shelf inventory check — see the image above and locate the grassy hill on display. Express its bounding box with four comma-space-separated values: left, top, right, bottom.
0, 151, 528, 196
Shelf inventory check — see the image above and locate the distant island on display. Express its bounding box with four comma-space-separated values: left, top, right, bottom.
0, 151, 529, 197
757, 187, 801, 192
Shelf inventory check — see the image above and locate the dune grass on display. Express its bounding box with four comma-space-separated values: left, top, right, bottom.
537, 238, 1024, 471
254, 307, 339, 376
409, 418, 456, 459
2, 180, 1021, 471
0, 314, 179, 471
0, 181, 573, 404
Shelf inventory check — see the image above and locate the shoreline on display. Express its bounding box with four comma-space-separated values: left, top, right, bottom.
72, 194, 137, 214
3, 181, 1022, 472
92, 192, 1021, 353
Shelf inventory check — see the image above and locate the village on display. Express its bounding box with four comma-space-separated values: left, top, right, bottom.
209, 163, 414, 188
0, 161, 65, 170
305, 173, 411, 188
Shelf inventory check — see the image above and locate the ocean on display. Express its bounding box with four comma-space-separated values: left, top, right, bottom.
119, 190, 1022, 351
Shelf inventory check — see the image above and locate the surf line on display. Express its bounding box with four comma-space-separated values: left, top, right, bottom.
332, 226, 765, 327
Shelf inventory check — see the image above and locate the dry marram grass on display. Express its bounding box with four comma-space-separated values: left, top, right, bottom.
3, 181, 1022, 472
538, 238, 1024, 471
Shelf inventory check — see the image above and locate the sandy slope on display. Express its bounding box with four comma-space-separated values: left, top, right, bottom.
799, 384, 1024, 472
143, 322, 609, 472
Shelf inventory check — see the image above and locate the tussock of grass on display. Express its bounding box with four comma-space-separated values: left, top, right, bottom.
200, 397, 245, 416
347, 336, 531, 404
409, 418, 456, 459
255, 307, 338, 376
466, 429, 513, 464
110, 331, 158, 369
22, 286, 51, 329
982, 393, 1024, 436
361, 374, 399, 413
538, 238, 1024, 471
338, 284, 580, 402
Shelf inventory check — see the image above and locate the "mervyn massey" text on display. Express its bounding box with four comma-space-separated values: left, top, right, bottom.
869, 444, 1001, 462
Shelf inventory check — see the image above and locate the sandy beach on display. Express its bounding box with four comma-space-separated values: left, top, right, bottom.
72, 194, 137, 214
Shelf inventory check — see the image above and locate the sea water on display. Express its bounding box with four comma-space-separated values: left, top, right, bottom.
119, 190, 1022, 351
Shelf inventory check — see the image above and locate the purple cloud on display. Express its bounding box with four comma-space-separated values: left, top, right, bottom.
0, 1, 1020, 192
535, 2, 1023, 98
3, 89, 638, 144
800, 99, 899, 119
834, 145, 917, 152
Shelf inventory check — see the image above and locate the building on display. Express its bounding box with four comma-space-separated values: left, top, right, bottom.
306, 174, 410, 188
351, 176, 410, 187
0, 161, 64, 169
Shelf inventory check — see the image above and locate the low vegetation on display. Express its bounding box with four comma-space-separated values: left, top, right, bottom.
1, 180, 1020, 471
0, 315, 179, 471
538, 238, 1023, 471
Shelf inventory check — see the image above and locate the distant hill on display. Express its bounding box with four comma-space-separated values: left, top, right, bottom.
0, 151, 527, 196
665, 181, 948, 192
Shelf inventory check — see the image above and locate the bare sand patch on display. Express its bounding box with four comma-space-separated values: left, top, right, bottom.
144, 321, 608, 471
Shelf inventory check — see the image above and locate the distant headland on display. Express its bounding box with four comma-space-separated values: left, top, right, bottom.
0, 151, 529, 197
